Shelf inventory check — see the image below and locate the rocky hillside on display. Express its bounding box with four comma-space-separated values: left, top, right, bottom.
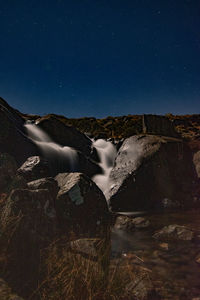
22, 110, 200, 141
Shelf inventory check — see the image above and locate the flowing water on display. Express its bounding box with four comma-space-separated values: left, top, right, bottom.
92, 139, 117, 199
111, 211, 200, 299
25, 122, 78, 173
24, 123, 200, 298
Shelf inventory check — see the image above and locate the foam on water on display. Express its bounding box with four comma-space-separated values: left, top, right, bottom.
92, 139, 117, 199
25, 122, 77, 172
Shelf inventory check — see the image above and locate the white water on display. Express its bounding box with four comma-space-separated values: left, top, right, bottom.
92, 139, 117, 199
25, 122, 117, 198
25, 122, 77, 172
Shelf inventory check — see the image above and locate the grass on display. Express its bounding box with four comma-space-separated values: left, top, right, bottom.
35, 237, 144, 300
0, 209, 151, 300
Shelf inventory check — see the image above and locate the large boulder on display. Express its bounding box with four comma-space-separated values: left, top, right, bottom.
0, 98, 38, 166
0, 188, 57, 297
108, 135, 197, 212
36, 115, 92, 158
17, 156, 51, 181
55, 173, 109, 234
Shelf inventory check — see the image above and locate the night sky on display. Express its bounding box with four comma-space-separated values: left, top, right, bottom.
0, 0, 200, 117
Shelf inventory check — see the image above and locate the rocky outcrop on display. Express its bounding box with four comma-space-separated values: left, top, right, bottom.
0, 188, 57, 296
27, 177, 59, 198
36, 115, 93, 158
17, 156, 51, 181
108, 135, 197, 212
153, 224, 194, 241
0, 98, 38, 165
55, 173, 109, 234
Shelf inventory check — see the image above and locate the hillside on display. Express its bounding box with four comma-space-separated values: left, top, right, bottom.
22, 112, 200, 141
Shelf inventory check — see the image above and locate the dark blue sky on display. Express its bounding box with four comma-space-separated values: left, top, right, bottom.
0, 0, 200, 117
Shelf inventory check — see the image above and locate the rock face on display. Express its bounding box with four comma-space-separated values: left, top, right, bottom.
0, 98, 38, 166
36, 115, 92, 157
55, 173, 109, 233
108, 135, 197, 212
153, 224, 194, 241
17, 156, 51, 181
0, 188, 57, 296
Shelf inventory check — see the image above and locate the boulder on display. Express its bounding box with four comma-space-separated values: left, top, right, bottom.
0, 98, 38, 166
36, 115, 92, 158
153, 224, 194, 241
108, 135, 197, 212
0, 188, 57, 296
115, 216, 150, 231
55, 173, 109, 234
142, 114, 179, 137
0, 278, 24, 300
27, 177, 59, 198
17, 156, 51, 181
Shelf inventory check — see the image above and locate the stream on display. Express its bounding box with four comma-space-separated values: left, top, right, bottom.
111, 210, 200, 299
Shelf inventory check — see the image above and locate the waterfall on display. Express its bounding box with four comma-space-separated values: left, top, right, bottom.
25, 122, 78, 174
92, 139, 117, 199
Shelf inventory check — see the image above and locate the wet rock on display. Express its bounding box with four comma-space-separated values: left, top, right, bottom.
36, 115, 92, 158
0, 98, 38, 166
27, 177, 59, 198
108, 135, 197, 212
17, 156, 51, 181
115, 216, 150, 231
0, 188, 57, 296
0, 153, 17, 192
0, 278, 24, 300
153, 224, 194, 241
55, 173, 109, 234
